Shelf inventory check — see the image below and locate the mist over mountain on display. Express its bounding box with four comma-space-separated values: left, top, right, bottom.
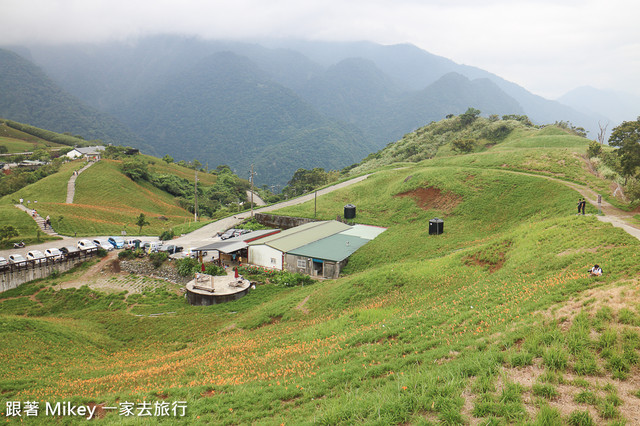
0, 48, 147, 149
111, 51, 370, 186
558, 86, 640, 125
1, 35, 622, 185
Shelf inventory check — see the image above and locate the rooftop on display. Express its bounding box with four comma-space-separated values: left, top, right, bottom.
248, 220, 351, 253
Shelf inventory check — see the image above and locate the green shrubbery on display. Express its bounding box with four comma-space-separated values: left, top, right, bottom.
237, 265, 314, 287
149, 252, 168, 268
175, 257, 200, 277
159, 229, 175, 241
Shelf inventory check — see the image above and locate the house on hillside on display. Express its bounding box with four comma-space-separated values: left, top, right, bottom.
66, 146, 105, 161
248, 221, 386, 279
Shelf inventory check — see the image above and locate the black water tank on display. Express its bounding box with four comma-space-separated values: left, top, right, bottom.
344, 204, 356, 220
429, 218, 444, 235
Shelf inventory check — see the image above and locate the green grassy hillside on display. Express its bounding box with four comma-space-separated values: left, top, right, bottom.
0, 159, 201, 237
1, 123, 639, 424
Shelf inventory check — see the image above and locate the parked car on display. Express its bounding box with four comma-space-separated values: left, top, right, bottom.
8, 254, 27, 264
0, 257, 8, 267
233, 229, 250, 237
59, 246, 80, 257
108, 236, 125, 249
220, 229, 236, 240
27, 250, 46, 263
44, 248, 63, 260
160, 244, 183, 254
185, 248, 208, 258
77, 240, 97, 250
142, 241, 163, 253
125, 239, 142, 250
93, 238, 114, 251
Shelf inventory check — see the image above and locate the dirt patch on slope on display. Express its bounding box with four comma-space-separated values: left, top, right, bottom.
395, 186, 462, 213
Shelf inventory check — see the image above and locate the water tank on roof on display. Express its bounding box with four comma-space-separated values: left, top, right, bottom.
344, 204, 356, 220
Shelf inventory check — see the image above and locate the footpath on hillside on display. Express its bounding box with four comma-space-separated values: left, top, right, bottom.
66, 161, 97, 204
10, 160, 98, 239
494, 168, 640, 240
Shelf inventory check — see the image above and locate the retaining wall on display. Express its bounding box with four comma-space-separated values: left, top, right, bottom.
0, 251, 97, 292
254, 213, 316, 230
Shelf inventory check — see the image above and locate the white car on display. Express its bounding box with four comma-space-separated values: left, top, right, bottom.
8, 254, 27, 264
27, 250, 46, 263
0, 257, 7, 267
142, 241, 163, 253
44, 248, 63, 260
77, 239, 97, 250
93, 238, 114, 251
185, 248, 208, 259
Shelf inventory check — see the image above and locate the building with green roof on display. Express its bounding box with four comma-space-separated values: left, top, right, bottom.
247, 220, 386, 278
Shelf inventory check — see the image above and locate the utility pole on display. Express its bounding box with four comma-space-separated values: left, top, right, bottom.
194, 169, 198, 222
314, 190, 317, 218
250, 164, 256, 218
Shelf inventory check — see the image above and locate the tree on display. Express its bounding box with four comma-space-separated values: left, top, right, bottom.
597, 121, 609, 145
30, 148, 51, 162
0, 145, 7, 154
162, 155, 174, 164
459, 108, 481, 126
609, 117, 640, 182
282, 168, 329, 198
0, 225, 19, 242
136, 213, 150, 233
122, 158, 149, 181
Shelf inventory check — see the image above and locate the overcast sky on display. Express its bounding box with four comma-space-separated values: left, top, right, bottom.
1, 0, 639, 99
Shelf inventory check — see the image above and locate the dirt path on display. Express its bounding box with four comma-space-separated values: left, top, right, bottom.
295, 295, 311, 314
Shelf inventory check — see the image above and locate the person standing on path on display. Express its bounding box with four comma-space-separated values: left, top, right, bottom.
581, 198, 586, 215
577, 198, 582, 214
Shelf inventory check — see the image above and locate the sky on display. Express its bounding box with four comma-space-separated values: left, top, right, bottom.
1, 0, 639, 99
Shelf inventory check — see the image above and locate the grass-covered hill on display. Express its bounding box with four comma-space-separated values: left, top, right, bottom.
0, 121, 236, 242
0, 159, 207, 241
2, 121, 640, 424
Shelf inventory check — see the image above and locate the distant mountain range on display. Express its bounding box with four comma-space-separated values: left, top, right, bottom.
1, 36, 635, 186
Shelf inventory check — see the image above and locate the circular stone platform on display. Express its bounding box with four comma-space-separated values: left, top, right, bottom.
185, 272, 252, 306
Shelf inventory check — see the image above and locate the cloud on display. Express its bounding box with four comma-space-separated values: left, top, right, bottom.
1, 0, 639, 97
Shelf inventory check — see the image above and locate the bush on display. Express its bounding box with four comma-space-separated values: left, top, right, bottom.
587, 141, 603, 158
159, 229, 175, 241
270, 271, 314, 287
96, 247, 108, 258
149, 252, 168, 268
452, 138, 476, 153
176, 257, 199, 277
205, 264, 227, 276
118, 250, 136, 260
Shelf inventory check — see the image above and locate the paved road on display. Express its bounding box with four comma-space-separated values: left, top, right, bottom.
170, 173, 372, 250
0, 174, 372, 260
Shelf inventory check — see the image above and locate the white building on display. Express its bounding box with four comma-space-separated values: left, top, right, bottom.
66, 146, 105, 161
